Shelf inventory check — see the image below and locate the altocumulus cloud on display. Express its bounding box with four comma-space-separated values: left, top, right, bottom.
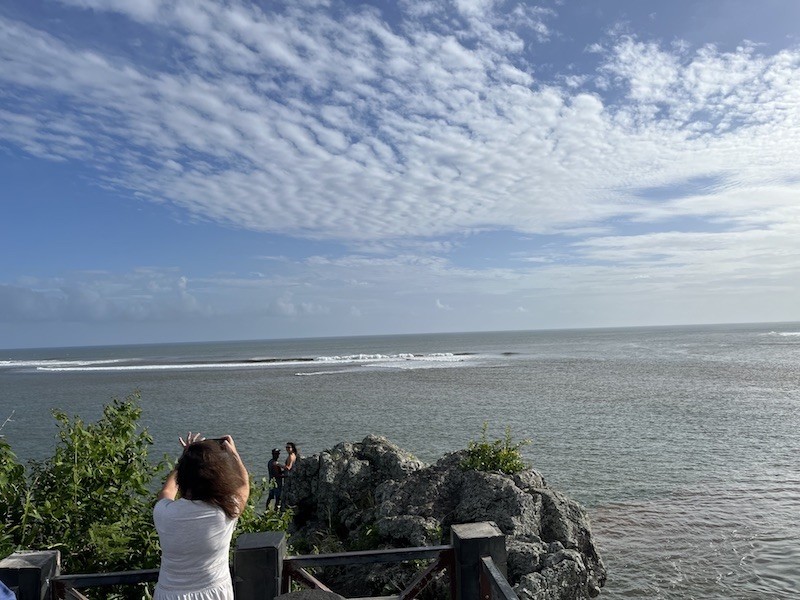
2, 0, 800, 337
1, 1, 797, 242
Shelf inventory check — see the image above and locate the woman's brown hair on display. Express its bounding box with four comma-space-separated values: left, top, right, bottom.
176, 439, 245, 519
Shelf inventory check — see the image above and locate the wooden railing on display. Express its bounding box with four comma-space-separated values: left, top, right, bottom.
282, 545, 456, 599
50, 568, 159, 600
479, 557, 517, 600
1, 522, 517, 600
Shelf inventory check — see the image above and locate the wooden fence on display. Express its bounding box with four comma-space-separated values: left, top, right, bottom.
1, 522, 517, 600
282, 544, 455, 600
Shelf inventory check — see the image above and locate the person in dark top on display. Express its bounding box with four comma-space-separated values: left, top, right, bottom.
267, 448, 284, 509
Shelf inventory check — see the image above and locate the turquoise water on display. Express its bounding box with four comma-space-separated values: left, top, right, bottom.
1, 324, 799, 598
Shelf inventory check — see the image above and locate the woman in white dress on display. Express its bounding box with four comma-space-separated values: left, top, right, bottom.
153, 433, 250, 600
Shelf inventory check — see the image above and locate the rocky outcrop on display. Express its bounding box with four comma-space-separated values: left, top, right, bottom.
284, 435, 605, 600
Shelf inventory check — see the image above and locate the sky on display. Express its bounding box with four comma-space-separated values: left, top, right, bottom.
1, 0, 800, 348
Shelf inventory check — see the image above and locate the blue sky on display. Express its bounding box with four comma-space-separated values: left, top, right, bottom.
2, 0, 800, 348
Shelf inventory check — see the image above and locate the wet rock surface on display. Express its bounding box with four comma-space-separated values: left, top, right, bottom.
284, 435, 605, 600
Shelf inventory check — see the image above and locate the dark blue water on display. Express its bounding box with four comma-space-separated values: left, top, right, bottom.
2, 324, 799, 598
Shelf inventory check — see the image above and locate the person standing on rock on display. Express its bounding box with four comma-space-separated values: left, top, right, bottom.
281, 442, 298, 510
267, 447, 284, 509
284, 442, 298, 471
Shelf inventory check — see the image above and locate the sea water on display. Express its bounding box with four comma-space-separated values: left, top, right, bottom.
1, 323, 798, 598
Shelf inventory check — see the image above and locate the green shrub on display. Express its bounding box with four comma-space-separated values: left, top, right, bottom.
236, 477, 293, 540
0, 393, 291, 581
26, 394, 165, 573
0, 424, 29, 558
461, 423, 531, 475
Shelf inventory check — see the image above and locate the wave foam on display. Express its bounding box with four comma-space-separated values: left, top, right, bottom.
313, 353, 418, 362
13, 351, 471, 373
36, 361, 271, 372
294, 369, 354, 377
1, 359, 126, 369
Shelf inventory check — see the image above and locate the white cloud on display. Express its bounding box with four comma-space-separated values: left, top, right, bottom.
602, 37, 681, 103
2, 2, 800, 338
0, 3, 688, 241
1, 10, 797, 248
0, 270, 210, 322
58, 0, 162, 22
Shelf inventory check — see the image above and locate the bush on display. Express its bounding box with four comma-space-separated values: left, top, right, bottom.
0, 393, 291, 580
461, 423, 531, 475
0, 424, 29, 558
236, 477, 293, 539
22, 394, 164, 573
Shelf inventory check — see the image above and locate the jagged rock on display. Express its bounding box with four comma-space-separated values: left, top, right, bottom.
284, 435, 605, 600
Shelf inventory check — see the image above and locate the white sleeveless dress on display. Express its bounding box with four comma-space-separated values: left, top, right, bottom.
153, 498, 237, 600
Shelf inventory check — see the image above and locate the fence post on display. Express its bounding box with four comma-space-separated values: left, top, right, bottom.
450, 522, 507, 600
0, 551, 60, 600
234, 532, 286, 600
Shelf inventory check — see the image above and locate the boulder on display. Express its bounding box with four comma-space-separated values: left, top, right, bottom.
283, 435, 605, 600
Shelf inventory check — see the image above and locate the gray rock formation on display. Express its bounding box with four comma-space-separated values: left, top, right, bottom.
284, 435, 605, 600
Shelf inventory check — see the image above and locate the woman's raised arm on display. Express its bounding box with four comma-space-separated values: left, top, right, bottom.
157, 431, 203, 500
220, 435, 250, 507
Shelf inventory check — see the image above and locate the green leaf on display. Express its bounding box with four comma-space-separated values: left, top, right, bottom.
461, 422, 531, 475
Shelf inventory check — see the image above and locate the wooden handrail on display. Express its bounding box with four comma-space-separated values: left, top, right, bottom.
50, 543, 507, 600
51, 569, 158, 600
479, 556, 518, 600
284, 545, 452, 568
286, 566, 334, 593
282, 546, 455, 598
19, 521, 516, 600
397, 549, 451, 600
51, 568, 159, 588
63, 588, 91, 600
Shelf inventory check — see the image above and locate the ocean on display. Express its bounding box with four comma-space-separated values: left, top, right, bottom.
1, 323, 798, 598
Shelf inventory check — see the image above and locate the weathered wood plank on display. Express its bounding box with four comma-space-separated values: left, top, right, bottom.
397, 553, 447, 600
285, 546, 452, 568
480, 557, 517, 600
64, 586, 91, 600
51, 569, 159, 588
288, 566, 334, 593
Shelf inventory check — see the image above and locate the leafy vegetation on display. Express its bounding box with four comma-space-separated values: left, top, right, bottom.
237, 476, 293, 537
0, 421, 28, 558
23, 397, 164, 573
0, 393, 291, 578
461, 423, 531, 475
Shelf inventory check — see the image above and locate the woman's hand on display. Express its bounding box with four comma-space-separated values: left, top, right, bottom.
220, 434, 239, 456
179, 431, 203, 451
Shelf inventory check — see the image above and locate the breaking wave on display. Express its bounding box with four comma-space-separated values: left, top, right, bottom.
1, 352, 474, 373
